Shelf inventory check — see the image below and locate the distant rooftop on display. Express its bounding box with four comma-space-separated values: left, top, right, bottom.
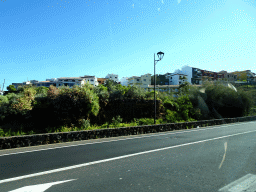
58, 77, 83, 80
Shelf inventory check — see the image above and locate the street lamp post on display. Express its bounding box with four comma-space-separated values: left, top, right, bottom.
154, 51, 164, 124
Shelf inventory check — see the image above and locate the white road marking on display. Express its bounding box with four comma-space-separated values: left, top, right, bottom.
219, 174, 256, 191
0, 121, 255, 157
8, 179, 77, 192
219, 142, 227, 169
0, 129, 256, 184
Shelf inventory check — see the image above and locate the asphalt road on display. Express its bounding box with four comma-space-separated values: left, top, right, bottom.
0, 121, 256, 192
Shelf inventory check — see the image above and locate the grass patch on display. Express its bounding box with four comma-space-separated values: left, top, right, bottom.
0, 117, 198, 138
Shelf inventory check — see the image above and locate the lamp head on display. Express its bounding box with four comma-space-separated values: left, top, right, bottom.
157, 51, 164, 60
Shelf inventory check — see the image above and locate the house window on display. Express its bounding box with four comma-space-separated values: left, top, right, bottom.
144, 79, 146, 81
137, 79, 139, 81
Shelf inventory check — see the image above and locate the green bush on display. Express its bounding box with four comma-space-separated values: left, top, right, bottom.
166, 109, 181, 123
204, 82, 253, 118
111, 115, 123, 127
80, 119, 90, 130
47, 83, 100, 127
136, 118, 154, 125
0, 87, 37, 124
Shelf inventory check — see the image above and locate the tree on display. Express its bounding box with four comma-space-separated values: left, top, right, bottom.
10, 87, 36, 115
104, 79, 118, 92
35, 86, 49, 97
93, 84, 109, 105
47, 82, 100, 126
124, 85, 146, 100
7, 85, 17, 92
16, 84, 36, 94
178, 76, 190, 96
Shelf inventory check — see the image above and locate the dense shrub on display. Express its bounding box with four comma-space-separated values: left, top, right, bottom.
35, 86, 49, 98
124, 85, 147, 100
204, 82, 254, 118
0, 87, 36, 121
47, 83, 100, 127
111, 115, 123, 127
93, 84, 110, 106
10, 87, 37, 114
164, 96, 194, 123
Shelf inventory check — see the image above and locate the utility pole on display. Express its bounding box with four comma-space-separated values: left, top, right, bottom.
2, 79, 5, 92
1, 79, 5, 95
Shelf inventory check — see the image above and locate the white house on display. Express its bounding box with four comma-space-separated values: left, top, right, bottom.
46, 78, 57, 82
165, 73, 188, 85
105, 74, 119, 82
79, 75, 99, 87
12, 81, 32, 90
174, 65, 202, 85
56, 77, 85, 88
180, 65, 193, 84
120, 77, 129, 86
127, 73, 152, 90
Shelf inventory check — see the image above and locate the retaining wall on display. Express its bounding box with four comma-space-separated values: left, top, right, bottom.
1, 116, 256, 150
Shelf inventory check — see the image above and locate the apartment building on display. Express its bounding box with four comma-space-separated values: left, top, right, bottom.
151, 74, 169, 85
140, 73, 152, 88
167, 74, 188, 85
175, 65, 226, 85
231, 70, 255, 82
12, 81, 32, 90
174, 66, 201, 85
56, 77, 85, 88
105, 74, 119, 82
33, 81, 55, 87
127, 76, 142, 86
218, 70, 237, 82
79, 75, 99, 87
127, 73, 151, 89
97, 78, 108, 85
120, 77, 129, 86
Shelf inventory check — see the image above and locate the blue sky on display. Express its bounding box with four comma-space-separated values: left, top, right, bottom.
1, 0, 256, 91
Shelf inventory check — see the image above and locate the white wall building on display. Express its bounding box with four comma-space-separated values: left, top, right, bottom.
105, 74, 119, 82
127, 76, 141, 86
165, 73, 188, 85
56, 77, 85, 88
11, 81, 32, 90
173, 65, 203, 85
180, 65, 193, 84
140, 73, 152, 88
120, 77, 129, 86
79, 75, 99, 87
46, 78, 57, 82
127, 73, 151, 90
